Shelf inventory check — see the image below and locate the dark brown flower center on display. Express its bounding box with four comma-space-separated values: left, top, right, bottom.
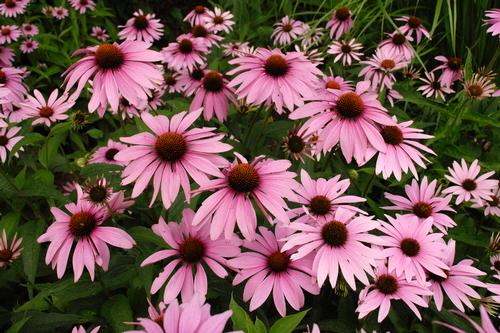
105, 148, 119, 161
412, 202, 433, 218
488, 195, 499, 207
309, 195, 332, 216
428, 270, 448, 282
153, 315, 164, 326
4, 0, 16, 8
264, 54, 288, 77
194, 5, 205, 14
190, 68, 204, 80
88, 185, 108, 203
69, 211, 97, 237
267, 251, 290, 272
381, 126, 404, 145
392, 33, 406, 45
155, 132, 187, 162
165, 75, 177, 86
461, 178, 477, 191
375, 274, 399, 294
0, 135, 8, 146
203, 71, 224, 92
282, 23, 293, 32
321, 221, 348, 247
228, 163, 260, 193
133, 15, 149, 30
381, 59, 396, 70
400, 238, 420, 257
79, 0, 89, 5
326, 80, 340, 90
341, 44, 352, 53
213, 16, 224, 24
39, 106, 54, 118
24, 25, 32, 31
467, 84, 483, 97
286, 135, 305, 153
1, 27, 11, 36
0, 249, 13, 262
0, 70, 6, 84
447, 57, 462, 70
178, 39, 193, 54
431, 81, 441, 89
56, 9, 64, 15
335, 7, 350, 21
95, 44, 124, 70
494, 260, 500, 271
408, 16, 421, 28
192, 25, 208, 38
179, 237, 205, 263
336, 92, 364, 119
26, 41, 33, 47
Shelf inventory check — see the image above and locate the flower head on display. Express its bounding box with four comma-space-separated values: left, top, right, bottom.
326, 7, 353, 39
205, 7, 234, 33
472, 186, 500, 217
379, 32, 414, 60
119, 10, 164, 43
417, 71, 454, 100
70, 0, 95, 14
396, 16, 430, 43
0, 126, 22, 163
282, 125, 318, 163
20, 89, 74, 127
20, 38, 39, 54
463, 73, 497, 100
184, 5, 210, 26
192, 153, 297, 240
327, 39, 363, 66
21, 23, 38, 37
229, 225, 319, 316
162, 34, 208, 71
442, 159, 498, 204
0, 229, 22, 268
141, 209, 240, 303
53, 6, 69, 20
115, 110, 232, 209
271, 16, 307, 46
89, 139, 128, 166
359, 47, 409, 91
0, 0, 28, 17
484, 8, 500, 39
0, 67, 27, 103
0, 25, 20, 45
228, 48, 322, 114
433, 55, 463, 87
91, 26, 108, 41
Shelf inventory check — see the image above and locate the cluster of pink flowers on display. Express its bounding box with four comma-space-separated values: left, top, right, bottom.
1, 2, 499, 333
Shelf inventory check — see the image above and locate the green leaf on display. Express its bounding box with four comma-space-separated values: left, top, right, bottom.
5, 316, 31, 333
80, 163, 123, 178
230, 296, 257, 333
254, 318, 268, 333
86, 129, 103, 139
269, 309, 309, 333
101, 295, 134, 333
0, 212, 21, 236
38, 133, 66, 169
128, 226, 165, 248
10, 132, 45, 158
20, 220, 45, 291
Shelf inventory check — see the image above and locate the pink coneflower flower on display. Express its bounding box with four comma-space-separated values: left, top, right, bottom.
383, 177, 456, 233
222, 41, 251, 57
229, 226, 319, 316
162, 34, 208, 71
463, 73, 497, 100
164, 71, 183, 93
41, 6, 54, 17
433, 56, 463, 87
0, 46, 14, 66
484, 8, 500, 39
205, 7, 234, 33
300, 27, 324, 48
288, 169, 365, 225
435, 305, 499, 333
0, 126, 22, 163
371, 118, 436, 181
21, 23, 38, 37
378, 215, 448, 282
379, 32, 414, 60
71, 325, 100, 333
37, 185, 135, 281
0, 229, 22, 268
145, 87, 165, 111
19, 89, 74, 127
327, 39, 363, 66
189, 24, 222, 48
0, 0, 28, 17
91, 26, 108, 41
396, 16, 430, 43
184, 6, 210, 26
70, 0, 95, 14
81, 177, 114, 207
188, 70, 237, 122
359, 47, 409, 91
126, 299, 166, 330
0, 67, 27, 103
282, 125, 318, 163
490, 253, 500, 274
228, 48, 322, 114
63, 41, 163, 113
472, 186, 500, 216
442, 159, 498, 205
177, 66, 206, 94
124, 295, 234, 333
192, 153, 297, 241
289, 81, 394, 165
417, 71, 454, 100
386, 88, 403, 107
0, 25, 20, 45
119, 10, 164, 43
271, 16, 307, 46
141, 209, 240, 303
317, 72, 353, 94
20, 38, 38, 53
356, 261, 432, 322
293, 45, 324, 65
427, 239, 486, 311
283, 208, 380, 290
326, 7, 353, 39
115, 110, 232, 209
53, 6, 68, 20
